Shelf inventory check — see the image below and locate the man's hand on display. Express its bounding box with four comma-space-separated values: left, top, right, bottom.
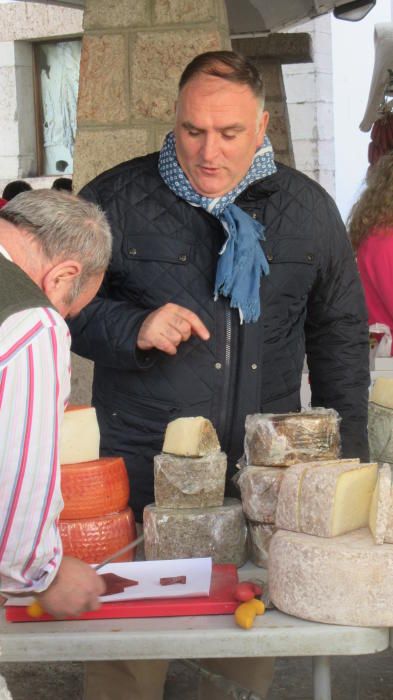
137, 303, 210, 355
36, 556, 106, 619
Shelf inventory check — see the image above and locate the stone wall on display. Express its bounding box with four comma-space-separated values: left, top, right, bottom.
73, 0, 231, 192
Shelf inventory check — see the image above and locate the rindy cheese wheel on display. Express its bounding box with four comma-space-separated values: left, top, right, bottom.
60, 456, 129, 520
59, 507, 136, 564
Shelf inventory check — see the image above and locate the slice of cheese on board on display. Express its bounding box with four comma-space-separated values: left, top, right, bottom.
369, 463, 392, 544
162, 416, 220, 457
268, 527, 393, 626
244, 408, 341, 467
275, 459, 360, 533
60, 405, 100, 465
60, 456, 129, 520
59, 507, 136, 565
237, 466, 285, 524
370, 377, 393, 409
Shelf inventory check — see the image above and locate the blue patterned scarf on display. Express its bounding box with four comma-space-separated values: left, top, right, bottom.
158, 131, 277, 323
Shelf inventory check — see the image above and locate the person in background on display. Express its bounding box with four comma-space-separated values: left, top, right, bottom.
349, 152, 393, 356
52, 177, 73, 192
70, 50, 370, 700
2, 180, 32, 201
0, 189, 112, 618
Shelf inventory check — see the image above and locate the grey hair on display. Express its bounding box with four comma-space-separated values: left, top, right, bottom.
0, 189, 112, 289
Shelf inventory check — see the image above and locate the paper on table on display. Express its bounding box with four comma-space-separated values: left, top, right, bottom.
5, 557, 213, 606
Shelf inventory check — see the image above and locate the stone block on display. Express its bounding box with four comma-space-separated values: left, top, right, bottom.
154, 125, 173, 150
78, 34, 128, 125
83, 0, 148, 30
267, 114, 291, 153
291, 139, 318, 171
258, 62, 284, 101
14, 41, 33, 68
232, 33, 313, 64
130, 29, 223, 122
316, 102, 334, 140
153, 0, 217, 25
0, 156, 19, 179
0, 4, 82, 42
284, 72, 317, 104
73, 127, 150, 191
288, 102, 316, 140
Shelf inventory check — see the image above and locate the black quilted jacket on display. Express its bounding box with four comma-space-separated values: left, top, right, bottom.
70, 153, 370, 520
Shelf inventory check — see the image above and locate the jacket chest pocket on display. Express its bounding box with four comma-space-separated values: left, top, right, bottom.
262, 237, 317, 299
123, 235, 192, 306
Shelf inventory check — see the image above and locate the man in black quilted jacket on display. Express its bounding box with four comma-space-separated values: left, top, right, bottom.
71, 51, 370, 700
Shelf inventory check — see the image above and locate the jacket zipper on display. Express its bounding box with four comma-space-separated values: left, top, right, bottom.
219, 307, 232, 444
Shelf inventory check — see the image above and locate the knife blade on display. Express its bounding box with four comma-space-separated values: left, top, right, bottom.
94, 533, 144, 572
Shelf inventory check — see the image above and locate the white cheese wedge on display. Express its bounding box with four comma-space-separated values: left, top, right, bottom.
369, 464, 392, 544
60, 406, 100, 465
370, 377, 393, 409
269, 528, 393, 626
162, 416, 220, 457
275, 459, 360, 533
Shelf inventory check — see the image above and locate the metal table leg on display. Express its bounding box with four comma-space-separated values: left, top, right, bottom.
312, 656, 332, 700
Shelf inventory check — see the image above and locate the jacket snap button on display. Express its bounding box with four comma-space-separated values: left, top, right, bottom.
252, 213, 257, 219
215, 362, 222, 370
267, 253, 273, 262
306, 253, 313, 261
251, 363, 257, 370
179, 254, 187, 262
129, 248, 137, 256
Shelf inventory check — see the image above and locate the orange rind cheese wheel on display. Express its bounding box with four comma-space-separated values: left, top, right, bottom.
60, 456, 129, 520
59, 507, 136, 564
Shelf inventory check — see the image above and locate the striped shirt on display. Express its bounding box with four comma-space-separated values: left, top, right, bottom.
0, 248, 71, 594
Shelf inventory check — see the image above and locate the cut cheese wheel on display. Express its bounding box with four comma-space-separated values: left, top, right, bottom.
368, 401, 393, 463
370, 377, 393, 409
268, 528, 393, 626
244, 408, 341, 467
143, 498, 247, 567
59, 507, 136, 565
275, 459, 360, 533
60, 405, 100, 465
298, 462, 377, 537
60, 456, 129, 520
154, 451, 226, 508
237, 466, 285, 523
369, 463, 392, 544
162, 416, 220, 457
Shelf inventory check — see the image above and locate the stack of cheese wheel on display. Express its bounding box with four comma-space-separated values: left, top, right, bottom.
143, 417, 248, 567
237, 408, 342, 567
267, 456, 393, 626
59, 405, 136, 564
369, 377, 393, 463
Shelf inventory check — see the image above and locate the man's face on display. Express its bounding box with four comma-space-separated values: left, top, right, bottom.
174, 73, 269, 198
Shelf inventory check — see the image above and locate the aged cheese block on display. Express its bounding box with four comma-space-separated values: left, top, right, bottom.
237, 466, 285, 523
154, 451, 226, 508
268, 528, 393, 626
369, 401, 393, 463
244, 408, 341, 467
162, 416, 220, 457
369, 464, 392, 544
143, 498, 247, 567
59, 507, 136, 564
60, 456, 129, 520
248, 521, 275, 568
60, 405, 100, 465
275, 459, 360, 532
370, 377, 393, 409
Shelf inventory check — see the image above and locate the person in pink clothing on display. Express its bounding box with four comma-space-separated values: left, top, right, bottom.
349, 153, 393, 355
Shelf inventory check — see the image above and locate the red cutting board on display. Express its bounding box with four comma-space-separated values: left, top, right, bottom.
6, 564, 239, 623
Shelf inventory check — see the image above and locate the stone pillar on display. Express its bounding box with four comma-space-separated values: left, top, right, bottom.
71, 0, 231, 404
73, 0, 231, 193
232, 33, 313, 168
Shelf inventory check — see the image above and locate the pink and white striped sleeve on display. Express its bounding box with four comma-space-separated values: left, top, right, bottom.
0, 307, 71, 594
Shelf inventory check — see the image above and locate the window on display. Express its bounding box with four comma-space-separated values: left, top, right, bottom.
34, 39, 81, 176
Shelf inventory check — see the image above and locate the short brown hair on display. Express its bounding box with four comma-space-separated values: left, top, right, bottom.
179, 51, 265, 104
